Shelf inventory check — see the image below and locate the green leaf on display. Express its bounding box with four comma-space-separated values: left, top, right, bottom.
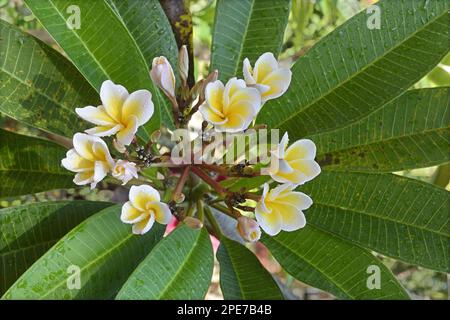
0, 20, 96, 137
261, 227, 409, 299
0, 200, 112, 295
116, 224, 213, 300
24, 0, 163, 139
211, 0, 291, 81
301, 170, 450, 272
0, 129, 74, 197
311, 88, 450, 172
2, 205, 164, 299
106, 0, 178, 128
257, 0, 450, 139
217, 237, 283, 300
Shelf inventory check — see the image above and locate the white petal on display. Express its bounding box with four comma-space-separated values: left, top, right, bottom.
280, 208, 306, 232
92, 140, 114, 167
92, 161, 108, 187
260, 68, 292, 102
259, 183, 270, 213
129, 185, 161, 211
116, 115, 138, 146
253, 52, 278, 83
147, 202, 172, 224
268, 183, 294, 201
100, 80, 129, 122
285, 139, 317, 161
122, 90, 154, 126
85, 124, 123, 137
73, 133, 97, 161
73, 171, 94, 186
243, 58, 256, 84
277, 191, 313, 211
223, 77, 247, 106
121, 201, 146, 224
290, 159, 321, 183
199, 105, 227, 125
205, 80, 225, 111
255, 206, 282, 236
75, 106, 116, 126
132, 214, 155, 235
61, 149, 93, 172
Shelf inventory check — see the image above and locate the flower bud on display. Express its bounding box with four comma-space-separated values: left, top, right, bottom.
178, 45, 189, 85
184, 216, 203, 230
150, 56, 176, 100
173, 192, 185, 204
236, 216, 261, 243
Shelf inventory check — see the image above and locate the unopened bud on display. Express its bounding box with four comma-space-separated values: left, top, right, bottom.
150, 56, 176, 100
112, 139, 126, 153
173, 192, 185, 204
184, 216, 203, 230
178, 45, 189, 85
236, 216, 261, 243
150, 129, 161, 143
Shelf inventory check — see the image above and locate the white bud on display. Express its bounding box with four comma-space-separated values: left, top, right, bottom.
236, 216, 261, 243
178, 45, 189, 85
150, 56, 176, 100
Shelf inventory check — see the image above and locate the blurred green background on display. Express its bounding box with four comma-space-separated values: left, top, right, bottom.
1, 0, 448, 300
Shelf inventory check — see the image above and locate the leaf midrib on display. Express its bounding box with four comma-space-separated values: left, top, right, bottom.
156, 229, 205, 299
272, 9, 449, 132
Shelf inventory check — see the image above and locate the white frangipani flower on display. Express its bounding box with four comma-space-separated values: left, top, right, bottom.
112, 160, 138, 185
236, 216, 261, 243
61, 133, 114, 189
150, 56, 176, 100
268, 132, 321, 186
200, 78, 261, 132
243, 52, 292, 103
255, 183, 312, 236
121, 185, 172, 235
75, 80, 154, 146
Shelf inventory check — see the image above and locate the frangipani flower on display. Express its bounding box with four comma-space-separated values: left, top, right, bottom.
112, 160, 138, 185
76, 80, 154, 146
236, 216, 261, 242
121, 185, 172, 235
150, 56, 176, 100
269, 132, 321, 186
61, 133, 114, 189
243, 52, 292, 103
200, 78, 261, 132
255, 183, 312, 236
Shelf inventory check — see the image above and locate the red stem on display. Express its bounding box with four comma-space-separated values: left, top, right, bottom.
191, 166, 227, 195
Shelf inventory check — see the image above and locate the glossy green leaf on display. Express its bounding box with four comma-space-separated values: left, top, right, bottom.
0, 20, 96, 137
257, 0, 450, 139
211, 0, 291, 81
106, 0, 178, 128
301, 170, 450, 272
24, 0, 163, 139
0, 129, 73, 197
2, 205, 164, 299
116, 224, 213, 300
261, 227, 409, 299
217, 237, 283, 300
311, 88, 450, 172
0, 201, 112, 295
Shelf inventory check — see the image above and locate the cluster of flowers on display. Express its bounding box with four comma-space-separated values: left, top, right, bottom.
61, 47, 321, 241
